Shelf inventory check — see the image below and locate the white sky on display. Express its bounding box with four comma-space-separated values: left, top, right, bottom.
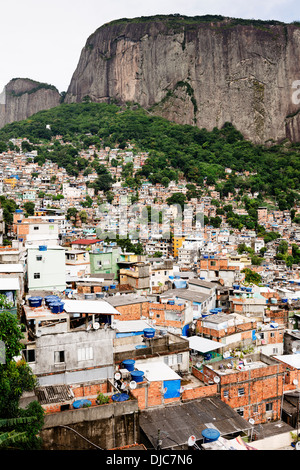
0, 0, 299, 93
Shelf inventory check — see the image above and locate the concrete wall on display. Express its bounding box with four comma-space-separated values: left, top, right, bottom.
40, 398, 139, 450
31, 328, 115, 385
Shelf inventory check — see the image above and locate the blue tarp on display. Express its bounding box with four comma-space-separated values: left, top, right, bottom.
73, 399, 91, 409
173, 280, 187, 289
163, 380, 181, 399
112, 393, 129, 402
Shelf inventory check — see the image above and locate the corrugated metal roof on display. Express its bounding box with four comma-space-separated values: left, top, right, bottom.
35, 384, 74, 405
139, 397, 252, 449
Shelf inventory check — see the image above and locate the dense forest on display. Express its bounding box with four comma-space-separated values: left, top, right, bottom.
0, 101, 299, 212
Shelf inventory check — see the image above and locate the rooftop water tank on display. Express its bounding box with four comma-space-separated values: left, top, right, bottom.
45, 295, 59, 306
50, 302, 64, 314
28, 296, 43, 308
144, 328, 156, 338
39, 245, 47, 251
201, 428, 220, 443
122, 359, 135, 372
130, 370, 144, 383
84, 293, 94, 299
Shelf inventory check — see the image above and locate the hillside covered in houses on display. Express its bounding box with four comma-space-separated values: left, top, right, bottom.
1, 101, 300, 451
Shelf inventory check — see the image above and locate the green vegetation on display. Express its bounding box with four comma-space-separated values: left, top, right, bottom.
242, 268, 262, 285
0, 102, 299, 208
0, 311, 44, 449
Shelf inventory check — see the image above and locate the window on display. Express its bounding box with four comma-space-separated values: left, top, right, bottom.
23, 349, 35, 363
78, 347, 93, 361
236, 408, 244, 416
33, 273, 40, 279
54, 351, 65, 363
266, 402, 273, 412
238, 387, 245, 397
252, 404, 258, 414
273, 347, 278, 354
177, 354, 183, 364
34, 226, 39, 231
270, 332, 275, 338
223, 390, 229, 399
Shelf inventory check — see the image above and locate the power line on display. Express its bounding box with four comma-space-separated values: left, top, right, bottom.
58, 425, 104, 450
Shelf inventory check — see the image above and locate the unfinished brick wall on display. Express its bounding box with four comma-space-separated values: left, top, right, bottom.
114, 302, 149, 321
147, 302, 185, 328
201, 360, 284, 424
197, 320, 256, 341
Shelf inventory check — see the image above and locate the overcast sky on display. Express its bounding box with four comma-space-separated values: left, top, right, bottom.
0, 0, 299, 93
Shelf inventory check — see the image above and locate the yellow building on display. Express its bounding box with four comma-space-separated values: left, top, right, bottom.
172, 236, 185, 258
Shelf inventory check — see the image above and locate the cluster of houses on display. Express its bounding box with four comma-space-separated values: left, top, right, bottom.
1, 139, 300, 450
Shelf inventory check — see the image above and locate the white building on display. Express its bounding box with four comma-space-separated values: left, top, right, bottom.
27, 245, 66, 292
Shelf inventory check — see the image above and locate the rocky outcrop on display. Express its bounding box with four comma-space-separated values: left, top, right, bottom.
0, 78, 61, 128
65, 15, 300, 143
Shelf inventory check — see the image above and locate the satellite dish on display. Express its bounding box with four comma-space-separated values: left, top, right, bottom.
196, 362, 202, 368
292, 348, 297, 353
121, 382, 126, 390
87, 324, 92, 331
214, 376, 220, 384
293, 379, 299, 385
180, 386, 185, 393
296, 441, 300, 451
129, 381, 137, 390
114, 372, 121, 381
187, 435, 197, 447
163, 387, 168, 394
249, 418, 255, 425
93, 322, 100, 330
36, 329, 42, 337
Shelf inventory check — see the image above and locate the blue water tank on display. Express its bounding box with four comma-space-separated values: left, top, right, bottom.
39, 245, 47, 251
28, 296, 43, 308
210, 309, 219, 315
122, 359, 135, 371
50, 302, 64, 313
144, 328, 156, 338
131, 370, 144, 383
45, 295, 59, 306
201, 428, 220, 442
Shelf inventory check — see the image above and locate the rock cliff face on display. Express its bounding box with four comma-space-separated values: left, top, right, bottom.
65, 15, 300, 143
0, 78, 61, 128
